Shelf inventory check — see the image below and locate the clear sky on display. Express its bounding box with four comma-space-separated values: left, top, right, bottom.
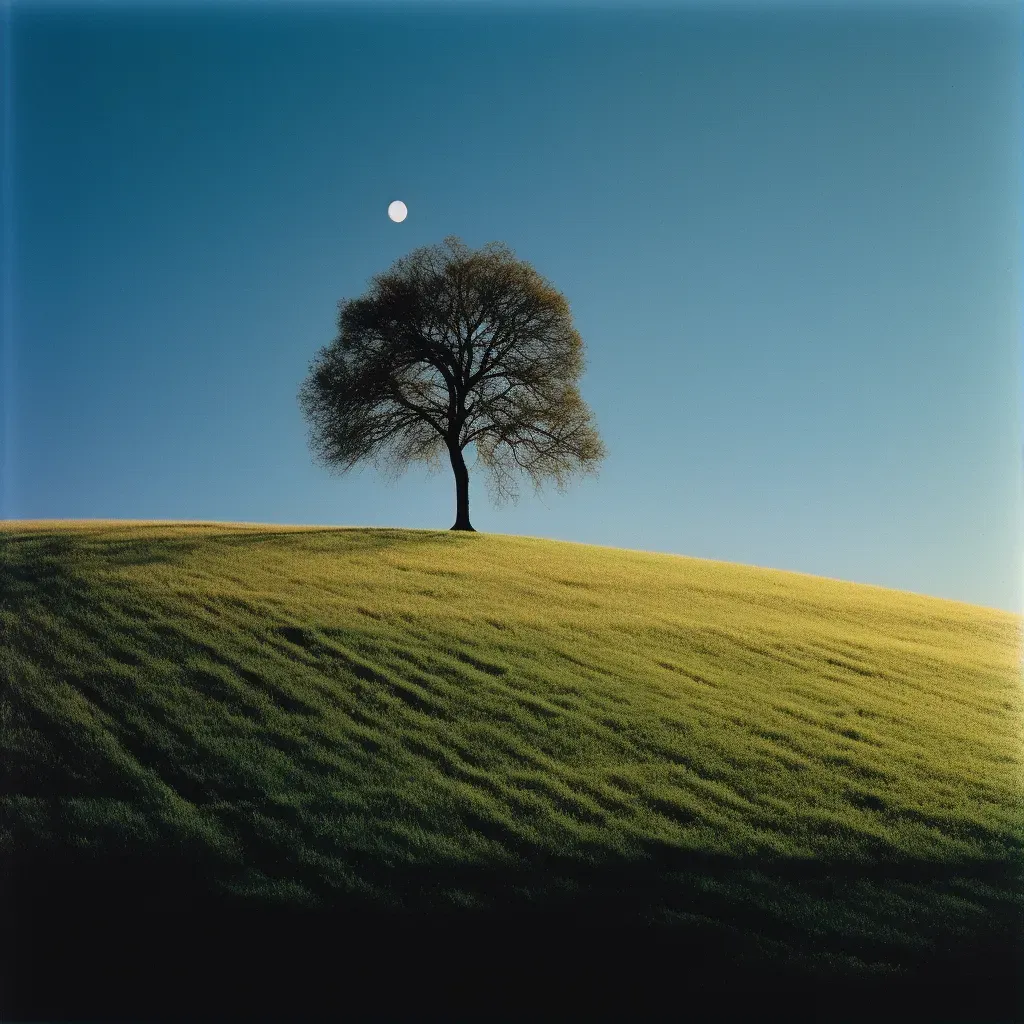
4, 0, 1021, 614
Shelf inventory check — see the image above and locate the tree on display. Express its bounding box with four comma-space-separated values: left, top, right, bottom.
297, 236, 606, 532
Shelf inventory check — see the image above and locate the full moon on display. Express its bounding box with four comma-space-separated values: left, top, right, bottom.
388, 200, 408, 223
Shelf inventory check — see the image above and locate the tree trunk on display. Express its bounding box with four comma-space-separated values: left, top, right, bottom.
448, 444, 475, 531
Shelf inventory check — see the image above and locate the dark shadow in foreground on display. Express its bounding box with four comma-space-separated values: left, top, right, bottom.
3, 844, 1020, 1022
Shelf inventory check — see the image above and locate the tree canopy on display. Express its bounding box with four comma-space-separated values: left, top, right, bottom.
297, 235, 606, 531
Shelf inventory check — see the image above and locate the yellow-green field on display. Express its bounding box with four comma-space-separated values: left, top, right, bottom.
2, 520, 1021, 1019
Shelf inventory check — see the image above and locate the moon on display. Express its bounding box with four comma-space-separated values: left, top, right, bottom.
388, 200, 408, 223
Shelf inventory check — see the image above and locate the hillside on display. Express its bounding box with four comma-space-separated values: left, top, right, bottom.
2, 520, 1021, 1020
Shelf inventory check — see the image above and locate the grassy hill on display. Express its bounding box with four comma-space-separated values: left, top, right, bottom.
2, 520, 1021, 1021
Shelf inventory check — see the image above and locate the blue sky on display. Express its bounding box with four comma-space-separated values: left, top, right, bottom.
4, 0, 1021, 613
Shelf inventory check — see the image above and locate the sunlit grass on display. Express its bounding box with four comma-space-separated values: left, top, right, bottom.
2, 518, 1021, 984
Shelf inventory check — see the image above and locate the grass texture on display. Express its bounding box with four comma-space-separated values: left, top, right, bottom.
1, 520, 1021, 1020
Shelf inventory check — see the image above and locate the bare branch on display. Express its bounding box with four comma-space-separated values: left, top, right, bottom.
297, 236, 605, 528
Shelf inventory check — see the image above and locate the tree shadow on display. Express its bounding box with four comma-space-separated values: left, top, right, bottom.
0, 523, 464, 585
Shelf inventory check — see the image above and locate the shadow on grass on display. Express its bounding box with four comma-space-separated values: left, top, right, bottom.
3, 837, 1020, 1022
0, 523, 461, 589
2, 526, 1021, 1020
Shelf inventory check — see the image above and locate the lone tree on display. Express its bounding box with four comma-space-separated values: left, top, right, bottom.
298, 236, 606, 532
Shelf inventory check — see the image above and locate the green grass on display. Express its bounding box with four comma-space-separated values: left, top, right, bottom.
2, 519, 1021, 1017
